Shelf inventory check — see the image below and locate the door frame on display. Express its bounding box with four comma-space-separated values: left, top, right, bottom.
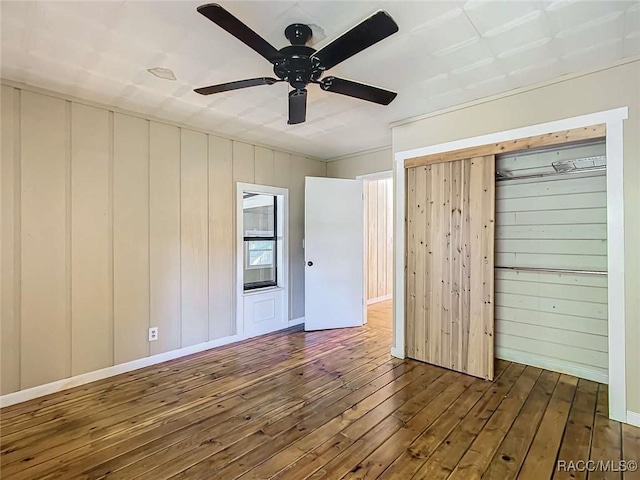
235, 182, 289, 339
393, 107, 628, 422
357, 171, 394, 324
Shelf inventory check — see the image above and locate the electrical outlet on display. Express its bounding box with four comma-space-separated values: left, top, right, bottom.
148, 327, 158, 342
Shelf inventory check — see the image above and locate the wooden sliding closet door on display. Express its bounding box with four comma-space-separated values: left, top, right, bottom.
406, 155, 495, 380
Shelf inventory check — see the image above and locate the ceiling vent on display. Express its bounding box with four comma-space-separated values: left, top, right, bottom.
148, 67, 177, 81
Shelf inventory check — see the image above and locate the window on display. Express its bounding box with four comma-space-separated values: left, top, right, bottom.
243, 193, 277, 290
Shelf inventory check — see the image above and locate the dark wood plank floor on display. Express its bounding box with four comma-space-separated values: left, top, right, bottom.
1, 301, 638, 479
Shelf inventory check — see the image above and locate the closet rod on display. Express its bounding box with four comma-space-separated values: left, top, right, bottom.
495, 166, 606, 182
496, 266, 607, 276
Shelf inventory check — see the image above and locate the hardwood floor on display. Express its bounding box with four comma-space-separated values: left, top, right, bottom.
1, 303, 638, 479
367, 300, 393, 332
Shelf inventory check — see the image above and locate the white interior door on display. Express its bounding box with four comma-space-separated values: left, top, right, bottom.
305, 177, 364, 331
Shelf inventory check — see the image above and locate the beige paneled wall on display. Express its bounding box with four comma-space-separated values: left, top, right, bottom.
180, 129, 209, 348
113, 113, 150, 365
1, 86, 19, 394
70, 103, 112, 375
20, 91, 69, 389
327, 148, 392, 179
365, 178, 393, 301
0, 84, 326, 395
208, 136, 234, 341
149, 122, 181, 356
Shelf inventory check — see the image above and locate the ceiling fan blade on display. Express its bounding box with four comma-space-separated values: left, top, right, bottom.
320, 77, 397, 105
197, 3, 284, 64
194, 77, 280, 95
311, 11, 398, 71
288, 89, 307, 125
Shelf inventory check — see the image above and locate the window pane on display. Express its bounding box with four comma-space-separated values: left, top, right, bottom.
249, 241, 273, 251
244, 240, 276, 289
249, 250, 273, 266
243, 194, 275, 237
245, 240, 274, 266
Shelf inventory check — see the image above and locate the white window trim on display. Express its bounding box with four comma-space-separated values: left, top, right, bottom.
235, 183, 289, 338
393, 107, 628, 423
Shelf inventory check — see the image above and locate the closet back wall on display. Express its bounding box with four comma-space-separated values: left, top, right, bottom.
0, 85, 326, 395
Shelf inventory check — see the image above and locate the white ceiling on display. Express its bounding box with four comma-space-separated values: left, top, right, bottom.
1, 1, 639, 159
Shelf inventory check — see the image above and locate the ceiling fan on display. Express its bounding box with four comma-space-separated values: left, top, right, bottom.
194, 3, 399, 125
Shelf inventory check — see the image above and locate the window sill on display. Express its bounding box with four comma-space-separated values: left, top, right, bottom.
243, 286, 283, 297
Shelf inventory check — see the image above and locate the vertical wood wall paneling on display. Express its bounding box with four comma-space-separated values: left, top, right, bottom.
113, 113, 150, 364
20, 91, 70, 388
406, 155, 495, 380
289, 156, 305, 320
482, 156, 496, 378
208, 136, 234, 338
386, 178, 393, 299
232, 141, 255, 184
149, 122, 181, 354
254, 146, 274, 185
231, 141, 255, 326
364, 178, 393, 301
461, 162, 472, 373
377, 179, 387, 296
366, 181, 378, 299
180, 129, 209, 347
417, 164, 431, 361
405, 167, 417, 358
273, 151, 291, 319
273, 151, 291, 189
450, 160, 463, 372
70, 103, 112, 375
0, 84, 330, 395
415, 165, 428, 361
1, 86, 19, 394
440, 161, 452, 369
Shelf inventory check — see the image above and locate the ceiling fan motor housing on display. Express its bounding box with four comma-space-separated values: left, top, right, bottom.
274, 28, 323, 90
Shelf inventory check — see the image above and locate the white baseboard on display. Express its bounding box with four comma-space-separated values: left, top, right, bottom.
627, 411, 640, 427
0, 333, 244, 408
367, 294, 392, 305
1, 318, 310, 408
496, 347, 608, 385
390, 347, 405, 359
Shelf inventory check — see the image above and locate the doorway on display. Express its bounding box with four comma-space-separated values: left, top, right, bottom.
360, 172, 394, 332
